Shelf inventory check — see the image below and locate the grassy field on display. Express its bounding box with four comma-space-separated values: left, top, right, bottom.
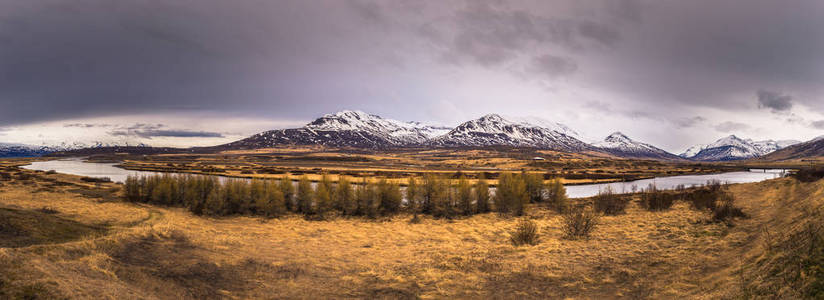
0, 164, 821, 299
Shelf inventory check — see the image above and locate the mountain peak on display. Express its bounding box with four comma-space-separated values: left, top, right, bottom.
593, 132, 678, 159
432, 114, 589, 151
605, 131, 630, 141
478, 114, 506, 123
683, 135, 801, 161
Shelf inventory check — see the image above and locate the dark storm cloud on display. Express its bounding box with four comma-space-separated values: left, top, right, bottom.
430, 2, 619, 67
2, 0, 824, 144
0, 0, 388, 126
592, 0, 824, 112
757, 90, 793, 112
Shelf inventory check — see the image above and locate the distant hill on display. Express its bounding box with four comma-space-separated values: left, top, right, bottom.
680, 135, 800, 161
430, 114, 592, 152
757, 136, 824, 161
593, 132, 682, 160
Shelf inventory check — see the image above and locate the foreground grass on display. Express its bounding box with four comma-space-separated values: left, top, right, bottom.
0, 167, 820, 298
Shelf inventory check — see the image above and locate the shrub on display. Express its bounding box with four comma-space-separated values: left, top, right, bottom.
456, 176, 473, 215
80, 176, 110, 183
296, 176, 314, 215
421, 175, 448, 215
523, 173, 545, 203
495, 173, 528, 216
256, 181, 286, 217
406, 177, 420, 216
545, 178, 567, 212
279, 175, 295, 212
593, 186, 629, 215
422, 175, 450, 218
711, 192, 747, 223
377, 179, 402, 215
640, 184, 674, 211
510, 219, 540, 246
314, 174, 334, 216
355, 180, 379, 218
791, 167, 824, 183
685, 188, 720, 211
337, 177, 357, 215
562, 206, 599, 240
474, 176, 491, 214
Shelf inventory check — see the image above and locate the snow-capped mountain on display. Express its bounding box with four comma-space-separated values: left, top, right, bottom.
593, 132, 680, 159
0, 143, 51, 158
222, 111, 593, 151
223, 110, 452, 149
680, 144, 708, 158
759, 135, 824, 161
305, 110, 450, 144
0, 141, 149, 157
681, 135, 800, 161
430, 114, 590, 151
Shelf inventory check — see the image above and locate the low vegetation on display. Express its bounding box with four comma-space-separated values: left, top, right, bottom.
639, 184, 675, 211
509, 219, 540, 246
561, 206, 599, 240
592, 186, 629, 215
124, 172, 569, 220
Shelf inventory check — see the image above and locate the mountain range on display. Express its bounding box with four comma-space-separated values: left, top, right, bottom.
758, 136, 824, 161
220, 111, 595, 152
0, 141, 148, 158
678, 135, 800, 161
2, 110, 818, 161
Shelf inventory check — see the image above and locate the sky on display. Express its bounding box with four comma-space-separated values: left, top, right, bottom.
1, 0, 824, 152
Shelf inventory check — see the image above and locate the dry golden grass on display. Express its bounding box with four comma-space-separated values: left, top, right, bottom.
0, 167, 820, 299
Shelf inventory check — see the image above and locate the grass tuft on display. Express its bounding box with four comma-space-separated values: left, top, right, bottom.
562, 206, 598, 240
510, 219, 540, 246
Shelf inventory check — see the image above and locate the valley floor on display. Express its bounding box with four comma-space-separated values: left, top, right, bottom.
84, 147, 741, 185
0, 166, 821, 299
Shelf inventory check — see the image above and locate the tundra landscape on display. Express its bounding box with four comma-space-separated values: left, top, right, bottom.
2, 1, 824, 299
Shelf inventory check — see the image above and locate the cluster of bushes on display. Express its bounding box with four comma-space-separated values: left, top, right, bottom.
407, 173, 565, 219
123, 172, 569, 220
791, 167, 824, 183
680, 180, 746, 223
639, 184, 676, 211
593, 186, 630, 215
562, 206, 599, 240
124, 174, 405, 219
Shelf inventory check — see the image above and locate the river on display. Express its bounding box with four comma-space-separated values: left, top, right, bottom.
22, 158, 788, 198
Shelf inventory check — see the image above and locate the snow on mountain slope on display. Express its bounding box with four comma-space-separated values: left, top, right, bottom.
593, 132, 679, 159
683, 135, 800, 161
305, 110, 449, 144
431, 114, 590, 151
224, 110, 452, 149
680, 144, 708, 158
0, 140, 149, 157
0, 143, 48, 158
750, 139, 801, 154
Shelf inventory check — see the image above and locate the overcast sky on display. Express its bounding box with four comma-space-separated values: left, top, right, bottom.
1, 0, 824, 152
